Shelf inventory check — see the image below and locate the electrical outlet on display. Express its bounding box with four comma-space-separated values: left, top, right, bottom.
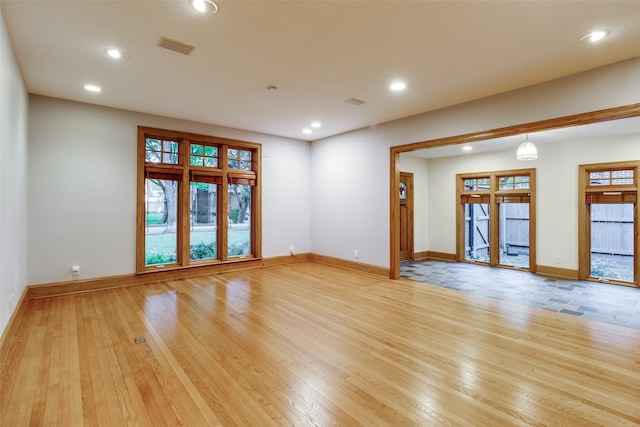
289, 244, 294, 256
354, 250, 359, 259
9, 293, 15, 310
72, 265, 80, 274
555, 257, 560, 265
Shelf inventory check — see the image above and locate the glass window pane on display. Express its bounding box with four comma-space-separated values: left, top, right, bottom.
190, 182, 217, 261
464, 203, 490, 263
145, 138, 162, 163
228, 184, 251, 256
477, 178, 490, 190
590, 171, 610, 179
499, 177, 514, 190
191, 144, 203, 155
161, 140, 179, 164
146, 139, 161, 151
191, 155, 203, 166
612, 169, 633, 179
590, 171, 610, 186
464, 179, 476, 190
205, 157, 218, 167
612, 178, 633, 185
145, 178, 178, 266
514, 176, 530, 189
205, 146, 217, 156
590, 203, 634, 282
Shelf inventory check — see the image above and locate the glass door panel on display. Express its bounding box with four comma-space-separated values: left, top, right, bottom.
228, 184, 252, 256
190, 182, 218, 261
145, 178, 178, 266
590, 203, 634, 283
499, 203, 530, 268
464, 203, 490, 263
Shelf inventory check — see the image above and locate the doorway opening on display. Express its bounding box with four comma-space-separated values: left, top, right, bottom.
399, 172, 414, 261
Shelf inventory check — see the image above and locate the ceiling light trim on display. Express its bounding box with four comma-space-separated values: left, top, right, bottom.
580, 30, 609, 43
191, 0, 218, 14
105, 48, 129, 59
390, 81, 407, 91
84, 84, 102, 93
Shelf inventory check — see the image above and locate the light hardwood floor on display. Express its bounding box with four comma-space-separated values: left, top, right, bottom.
1, 262, 639, 426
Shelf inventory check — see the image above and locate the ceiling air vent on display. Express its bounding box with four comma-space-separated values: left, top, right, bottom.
345, 97, 366, 106
157, 37, 195, 55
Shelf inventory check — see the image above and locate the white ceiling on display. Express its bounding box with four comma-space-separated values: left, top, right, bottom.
2, 0, 640, 141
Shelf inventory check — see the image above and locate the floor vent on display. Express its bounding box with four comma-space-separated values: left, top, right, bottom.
133, 336, 146, 344
157, 37, 195, 55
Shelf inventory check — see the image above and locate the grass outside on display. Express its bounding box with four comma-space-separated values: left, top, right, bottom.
145, 227, 250, 264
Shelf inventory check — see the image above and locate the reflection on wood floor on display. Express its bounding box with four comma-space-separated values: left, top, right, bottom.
2, 262, 639, 425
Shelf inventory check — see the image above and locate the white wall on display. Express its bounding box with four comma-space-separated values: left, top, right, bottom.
310, 131, 390, 266
311, 58, 640, 269
28, 96, 311, 285
398, 155, 429, 253
0, 8, 28, 335
423, 133, 640, 270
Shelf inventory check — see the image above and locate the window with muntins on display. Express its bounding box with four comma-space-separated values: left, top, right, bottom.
137, 127, 261, 272
457, 168, 536, 271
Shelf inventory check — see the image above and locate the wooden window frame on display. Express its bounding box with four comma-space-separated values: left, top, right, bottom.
578, 161, 639, 286
456, 168, 537, 271
137, 126, 262, 273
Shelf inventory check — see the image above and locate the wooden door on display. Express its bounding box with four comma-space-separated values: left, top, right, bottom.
399, 172, 414, 261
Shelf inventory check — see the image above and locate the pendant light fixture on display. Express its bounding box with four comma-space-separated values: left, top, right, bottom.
516, 133, 537, 161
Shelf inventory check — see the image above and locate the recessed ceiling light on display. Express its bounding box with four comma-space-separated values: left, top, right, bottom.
390, 81, 407, 91
580, 30, 609, 43
302, 128, 312, 135
462, 146, 472, 151
191, 0, 218, 14
310, 122, 321, 128
84, 84, 102, 93
105, 48, 128, 59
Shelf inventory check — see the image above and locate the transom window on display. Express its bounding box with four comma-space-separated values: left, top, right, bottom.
137, 127, 261, 273
228, 148, 252, 170
464, 177, 490, 191
145, 138, 179, 164
589, 169, 634, 186
498, 175, 530, 190
190, 143, 218, 168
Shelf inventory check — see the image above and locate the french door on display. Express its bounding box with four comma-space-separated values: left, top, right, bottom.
579, 162, 638, 286
458, 169, 536, 271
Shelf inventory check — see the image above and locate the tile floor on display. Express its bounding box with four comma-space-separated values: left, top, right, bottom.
401, 259, 640, 330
